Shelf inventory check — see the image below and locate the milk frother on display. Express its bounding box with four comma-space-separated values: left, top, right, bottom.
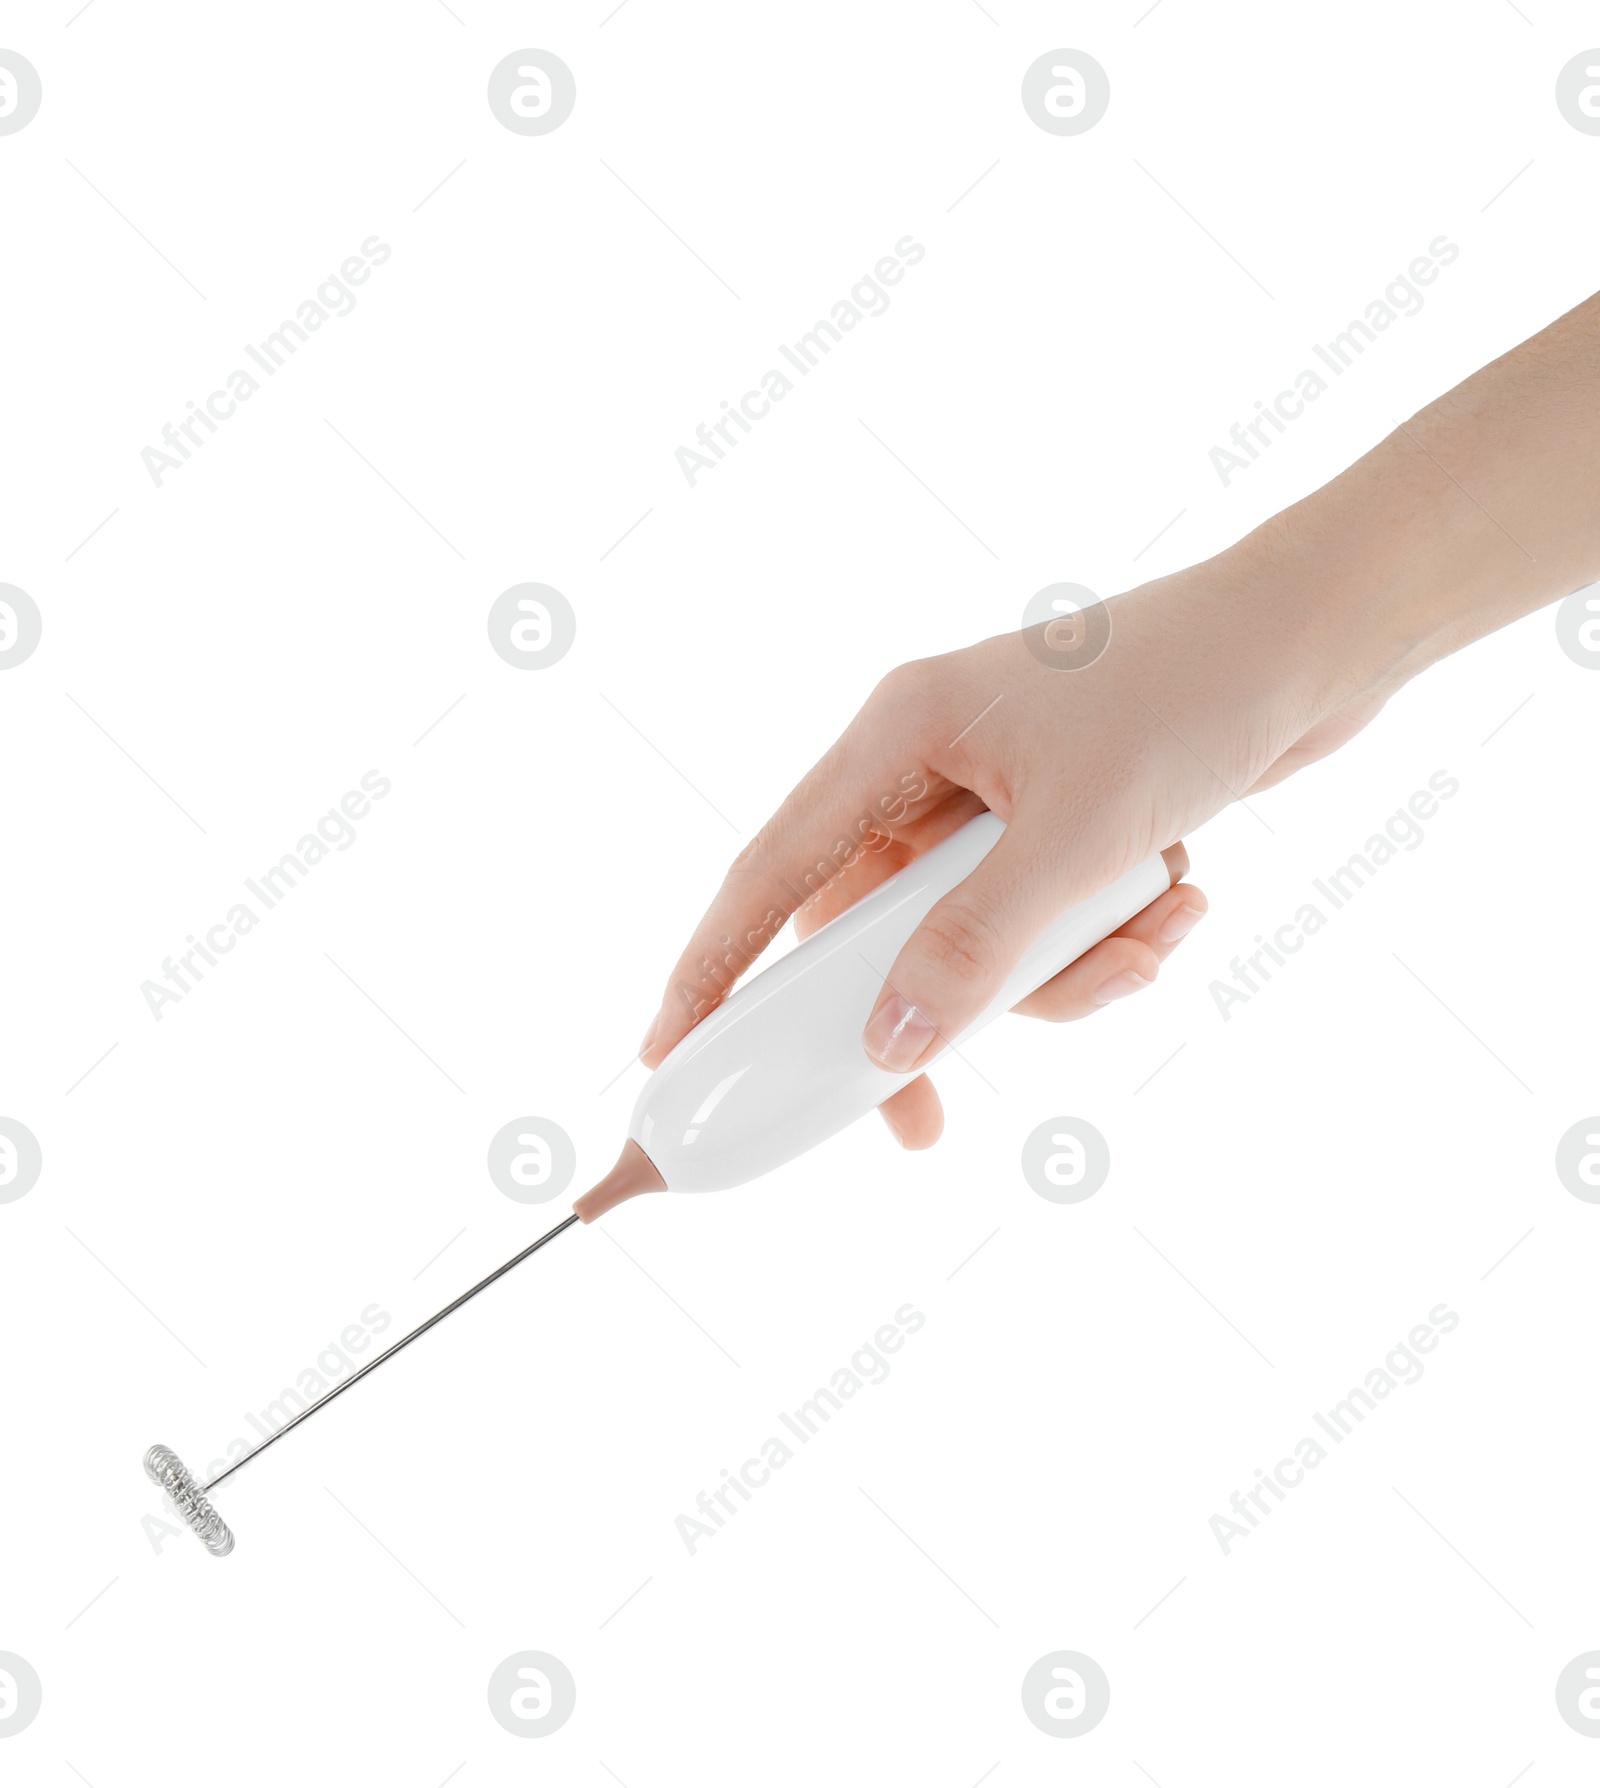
146, 812, 1172, 1554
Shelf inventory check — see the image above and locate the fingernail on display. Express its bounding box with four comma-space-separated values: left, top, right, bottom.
1093, 969, 1152, 1005
880, 1105, 908, 1147
863, 996, 939, 1071
1158, 902, 1206, 943
639, 1013, 659, 1058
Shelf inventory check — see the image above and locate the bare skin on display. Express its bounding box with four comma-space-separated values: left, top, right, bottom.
640, 291, 1600, 1147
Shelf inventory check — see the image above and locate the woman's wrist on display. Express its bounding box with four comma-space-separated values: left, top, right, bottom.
1257, 449, 1462, 707
1155, 513, 1398, 746
1215, 431, 1526, 735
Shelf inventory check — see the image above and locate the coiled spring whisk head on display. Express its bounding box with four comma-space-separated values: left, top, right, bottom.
144, 1444, 235, 1557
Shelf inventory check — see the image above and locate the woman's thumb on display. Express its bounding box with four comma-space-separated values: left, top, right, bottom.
861, 824, 1067, 1073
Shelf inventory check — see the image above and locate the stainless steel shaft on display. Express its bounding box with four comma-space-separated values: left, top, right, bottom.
146, 1209, 580, 1553
204, 1211, 580, 1493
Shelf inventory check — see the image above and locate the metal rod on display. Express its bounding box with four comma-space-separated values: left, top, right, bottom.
203, 1211, 581, 1494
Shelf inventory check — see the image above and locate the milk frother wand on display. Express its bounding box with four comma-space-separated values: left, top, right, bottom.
144, 1213, 581, 1555
146, 813, 1177, 1555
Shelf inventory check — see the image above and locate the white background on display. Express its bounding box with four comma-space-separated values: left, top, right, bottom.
2, 1, 1598, 1781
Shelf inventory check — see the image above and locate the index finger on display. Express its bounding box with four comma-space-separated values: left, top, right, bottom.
640, 733, 972, 1067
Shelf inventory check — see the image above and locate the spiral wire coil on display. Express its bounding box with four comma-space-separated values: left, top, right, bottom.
144, 1444, 236, 1557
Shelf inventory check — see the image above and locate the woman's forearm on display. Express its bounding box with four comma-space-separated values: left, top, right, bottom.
1252, 289, 1600, 715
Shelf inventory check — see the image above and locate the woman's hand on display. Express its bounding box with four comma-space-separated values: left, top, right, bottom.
637, 540, 1343, 1148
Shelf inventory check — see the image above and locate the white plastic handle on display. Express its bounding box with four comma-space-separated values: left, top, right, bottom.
629, 813, 1171, 1192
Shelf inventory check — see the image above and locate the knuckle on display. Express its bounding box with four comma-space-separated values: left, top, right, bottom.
726, 831, 765, 877
917, 901, 1004, 986
870, 657, 932, 708
726, 816, 788, 882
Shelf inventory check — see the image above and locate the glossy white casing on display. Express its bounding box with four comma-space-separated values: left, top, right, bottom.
629, 813, 1169, 1192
